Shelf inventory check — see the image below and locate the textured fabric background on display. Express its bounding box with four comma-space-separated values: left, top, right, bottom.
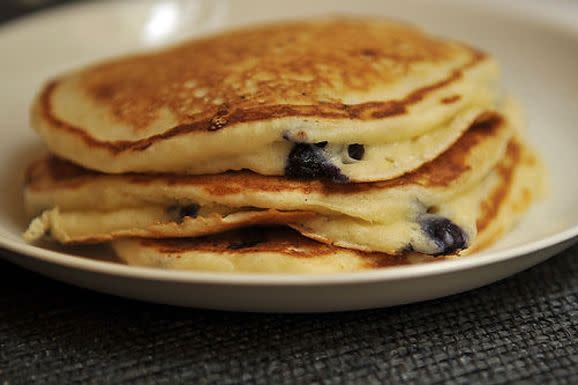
0, 2, 577, 384
1, 246, 576, 385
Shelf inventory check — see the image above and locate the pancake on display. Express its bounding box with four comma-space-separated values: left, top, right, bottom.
111, 138, 542, 273
112, 227, 435, 274
24, 103, 538, 256
292, 136, 542, 254
31, 17, 500, 182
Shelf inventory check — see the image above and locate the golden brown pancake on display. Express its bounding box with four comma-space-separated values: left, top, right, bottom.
31, 17, 499, 182
22, 105, 542, 257
112, 227, 437, 274
23, 16, 544, 264
111, 136, 543, 273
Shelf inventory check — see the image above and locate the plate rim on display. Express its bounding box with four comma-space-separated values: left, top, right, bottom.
0, 0, 577, 286
2, 227, 576, 286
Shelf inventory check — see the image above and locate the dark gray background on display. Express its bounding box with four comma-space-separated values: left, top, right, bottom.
0, 1, 576, 384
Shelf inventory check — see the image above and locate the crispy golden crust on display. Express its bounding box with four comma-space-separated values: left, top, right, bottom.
476, 140, 521, 233
36, 17, 484, 154
375, 114, 502, 189
466, 138, 542, 253
131, 227, 413, 269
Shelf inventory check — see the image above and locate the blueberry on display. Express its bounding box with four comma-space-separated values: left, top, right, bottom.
285, 143, 349, 183
167, 204, 200, 223
347, 144, 365, 160
419, 215, 468, 255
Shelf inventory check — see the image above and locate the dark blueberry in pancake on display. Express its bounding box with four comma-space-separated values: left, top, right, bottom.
347, 144, 365, 160
419, 214, 468, 255
285, 143, 349, 183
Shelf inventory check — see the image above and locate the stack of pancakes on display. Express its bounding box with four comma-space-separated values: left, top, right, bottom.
23, 18, 543, 273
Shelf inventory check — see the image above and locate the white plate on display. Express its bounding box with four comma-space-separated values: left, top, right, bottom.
0, 0, 576, 312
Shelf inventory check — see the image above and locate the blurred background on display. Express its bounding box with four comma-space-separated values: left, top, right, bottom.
0, 0, 78, 22
3, 0, 578, 24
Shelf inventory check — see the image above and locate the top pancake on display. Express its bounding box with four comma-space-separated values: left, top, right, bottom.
31, 17, 499, 180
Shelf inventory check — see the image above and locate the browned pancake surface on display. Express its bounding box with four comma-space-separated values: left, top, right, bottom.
135, 227, 414, 269
38, 17, 483, 152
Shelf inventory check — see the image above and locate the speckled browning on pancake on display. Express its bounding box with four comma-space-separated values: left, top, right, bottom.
84, 18, 456, 129
37, 59, 485, 154
73, 20, 474, 126
34, 17, 487, 155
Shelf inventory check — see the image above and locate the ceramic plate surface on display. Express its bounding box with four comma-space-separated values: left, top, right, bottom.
0, 0, 576, 312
